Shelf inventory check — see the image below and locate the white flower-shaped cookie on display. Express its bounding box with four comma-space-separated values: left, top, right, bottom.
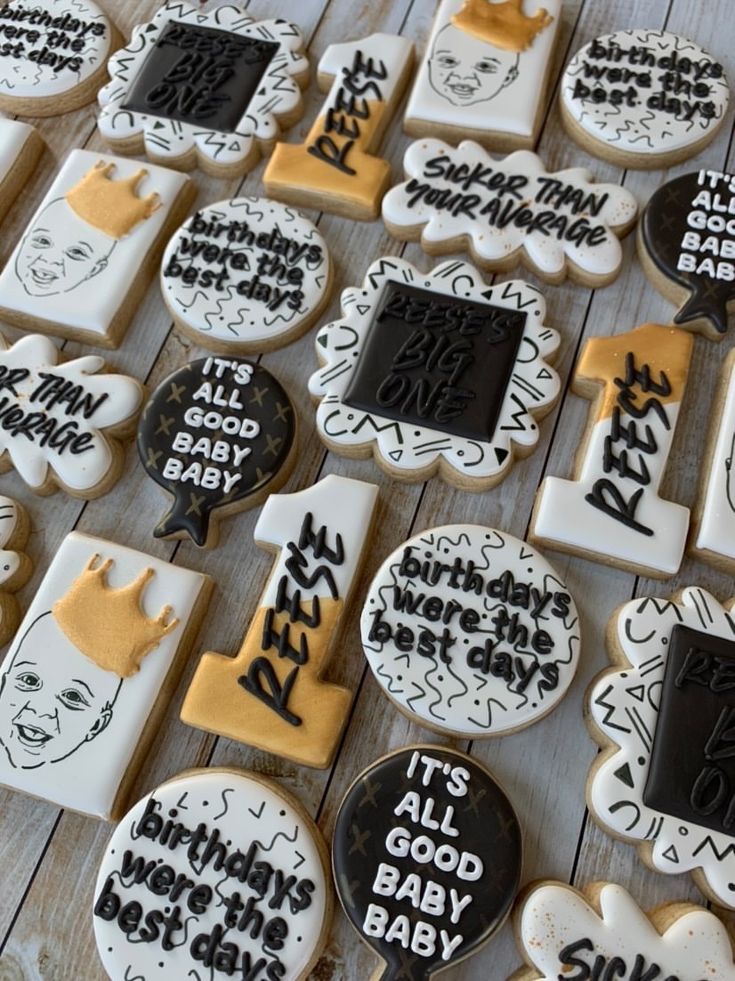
588, 587, 735, 907
98, 2, 307, 176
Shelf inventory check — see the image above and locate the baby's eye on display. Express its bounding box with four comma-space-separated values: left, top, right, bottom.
437, 55, 460, 68
59, 688, 90, 710
475, 59, 499, 73
65, 245, 92, 262
15, 671, 41, 691
30, 234, 52, 249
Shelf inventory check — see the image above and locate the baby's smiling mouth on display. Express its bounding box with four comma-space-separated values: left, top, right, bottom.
447, 82, 478, 97
14, 722, 52, 747
29, 267, 58, 286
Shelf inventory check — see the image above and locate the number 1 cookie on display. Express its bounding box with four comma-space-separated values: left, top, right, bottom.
0, 531, 212, 819
94, 768, 331, 980
308, 257, 560, 489
403, 0, 561, 151
561, 30, 729, 169
531, 323, 693, 578
98, 2, 308, 178
333, 745, 522, 980
0, 0, 119, 116
587, 587, 735, 908
264, 34, 415, 220
512, 881, 735, 980
180, 474, 378, 768
0, 496, 32, 645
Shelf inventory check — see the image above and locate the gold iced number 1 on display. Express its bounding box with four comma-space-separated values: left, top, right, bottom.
532, 323, 693, 578
180, 474, 378, 768
264, 35, 414, 220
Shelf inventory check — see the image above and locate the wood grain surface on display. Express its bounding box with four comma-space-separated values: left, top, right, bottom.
0, 0, 734, 978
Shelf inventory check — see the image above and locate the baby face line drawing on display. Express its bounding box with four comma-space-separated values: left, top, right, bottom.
0, 611, 122, 770
14, 197, 117, 298
428, 23, 520, 107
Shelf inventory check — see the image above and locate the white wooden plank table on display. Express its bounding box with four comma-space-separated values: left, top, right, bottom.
1, 0, 734, 977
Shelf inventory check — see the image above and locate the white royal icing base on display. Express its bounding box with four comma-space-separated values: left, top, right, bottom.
0, 118, 35, 187
98, 2, 306, 170
94, 769, 328, 980
517, 881, 735, 979
382, 140, 638, 279
161, 197, 330, 351
0, 333, 141, 493
404, 0, 561, 140
308, 257, 559, 485
562, 29, 729, 157
534, 407, 689, 576
0, 0, 111, 100
361, 525, 580, 737
0, 532, 209, 819
588, 588, 735, 908
0, 148, 191, 344
695, 355, 735, 565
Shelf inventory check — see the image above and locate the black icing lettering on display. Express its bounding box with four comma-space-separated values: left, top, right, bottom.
585, 479, 653, 535
238, 659, 302, 727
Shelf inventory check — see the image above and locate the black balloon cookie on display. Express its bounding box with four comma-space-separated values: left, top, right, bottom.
137, 357, 296, 548
560, 29, 729, 169
361, 525, 581, 737
161, 197, 332, 354
0, 0, 119, 116
333, 745, 522, 980
639, 169, 735, 339
97, 1, 308, 178
94, 767, 331, 979
308, 256, 560, 489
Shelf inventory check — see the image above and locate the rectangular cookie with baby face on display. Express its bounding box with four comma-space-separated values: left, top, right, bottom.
0, 148, 195, 348
0, 532, 212, 819
404, 0, 561, 151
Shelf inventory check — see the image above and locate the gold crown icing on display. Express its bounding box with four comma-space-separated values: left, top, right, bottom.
52, 555, 178, 678
451, 0, 553, 52
64, 161, 161, 239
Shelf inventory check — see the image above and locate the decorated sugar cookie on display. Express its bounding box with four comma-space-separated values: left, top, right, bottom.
382, 141, 638, 285
0, 0, 119, 116
692, 350, 735, 571
361, 525, 580, 737
333, 745, 522, 980
94, 768, 331, 979
513, 880, 735, 980
403, 0, 561, 152
0, 497, 32, 645
181, 475, 378, 768
639, 169, 735, 339
138, 356, 297, 548
0, 149, 195, 349
161, 198, 332, 354
531, 324, 693, 578
98, 2, 308, 178
0, 119, 43, 223
0, 532, 212, 819
587, 587, 735, 908
308, 257, 560, 489
264, 34, 415, 220
0, 333, 143, 498
561, 30, 729, 169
